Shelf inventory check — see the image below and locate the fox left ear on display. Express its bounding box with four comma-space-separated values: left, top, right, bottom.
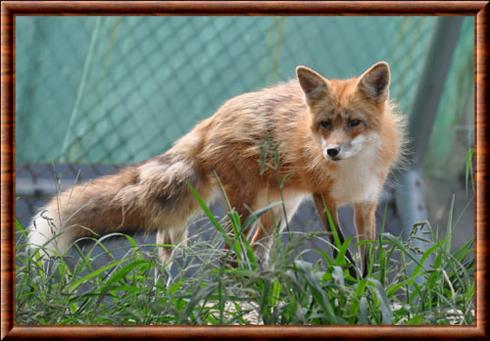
296, 65, 329, 103
357, 61, 390, 102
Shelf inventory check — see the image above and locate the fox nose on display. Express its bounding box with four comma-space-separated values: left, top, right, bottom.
326, 146, 340, 157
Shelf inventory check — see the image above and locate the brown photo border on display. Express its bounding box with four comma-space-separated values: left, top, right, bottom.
1, 1, 488, 340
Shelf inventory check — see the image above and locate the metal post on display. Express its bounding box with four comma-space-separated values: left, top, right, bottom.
407, 17, 464, 168
395, 17, 463, 274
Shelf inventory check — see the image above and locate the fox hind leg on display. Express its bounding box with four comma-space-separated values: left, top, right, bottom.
156, 225, 188, 265
250, 191, 304, 265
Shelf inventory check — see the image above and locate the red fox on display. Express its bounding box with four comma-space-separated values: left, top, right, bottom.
28, 61, 404, 273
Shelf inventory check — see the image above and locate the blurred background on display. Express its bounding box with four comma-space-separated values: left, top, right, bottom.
15, 16, 474, 257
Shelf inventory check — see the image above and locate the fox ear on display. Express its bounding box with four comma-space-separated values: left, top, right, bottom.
296, 66, 329, 102
357, 61, 390, 102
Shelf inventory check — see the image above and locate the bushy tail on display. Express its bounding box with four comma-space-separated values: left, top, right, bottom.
27, 166, 141, 257
28, 154, 214, 258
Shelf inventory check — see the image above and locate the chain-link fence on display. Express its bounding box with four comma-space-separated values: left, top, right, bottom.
15, 16, 474, 246
16, 16, 439, 165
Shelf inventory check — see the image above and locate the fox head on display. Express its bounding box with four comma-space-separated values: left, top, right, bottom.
296, 62, 390, 162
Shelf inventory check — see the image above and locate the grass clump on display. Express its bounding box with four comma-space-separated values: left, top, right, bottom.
15, 191, 474, 326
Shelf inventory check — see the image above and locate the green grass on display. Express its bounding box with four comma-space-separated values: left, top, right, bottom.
16, 194, 474, 325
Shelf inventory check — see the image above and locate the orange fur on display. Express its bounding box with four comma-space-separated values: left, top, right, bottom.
29, 62, 404, 269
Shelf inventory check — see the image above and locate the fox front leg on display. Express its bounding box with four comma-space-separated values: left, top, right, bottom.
353, 202, 377, 277
313, 193, 357, 277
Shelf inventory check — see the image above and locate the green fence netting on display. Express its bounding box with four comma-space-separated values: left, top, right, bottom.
17, 16, 448, 166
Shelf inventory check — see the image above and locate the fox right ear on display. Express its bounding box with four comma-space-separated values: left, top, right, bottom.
296, 66, 329, 102
357, 61, 390, 103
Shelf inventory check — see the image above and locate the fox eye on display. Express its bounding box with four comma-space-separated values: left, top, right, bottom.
348, 119, 362, 128
320, 120, 332, 129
